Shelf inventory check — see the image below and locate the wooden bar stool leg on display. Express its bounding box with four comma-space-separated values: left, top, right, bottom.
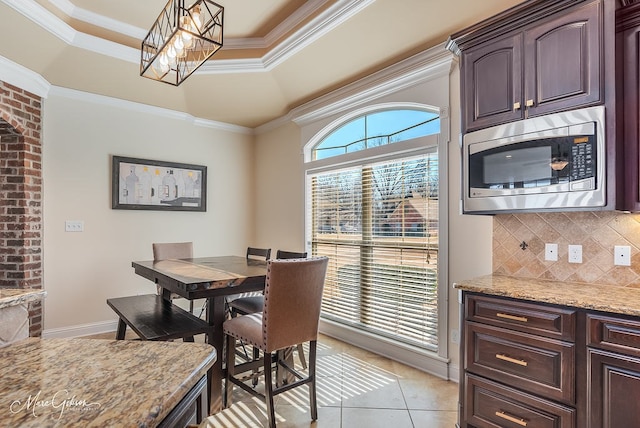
263, 352, 276, 428
115, 319, 127, 340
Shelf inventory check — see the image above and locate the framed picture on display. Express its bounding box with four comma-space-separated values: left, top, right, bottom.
111, 155, 207, 211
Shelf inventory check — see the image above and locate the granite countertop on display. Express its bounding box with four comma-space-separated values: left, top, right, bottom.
0, 289, 46, 309
0, 338, 216, 427
454, 274, 640, 317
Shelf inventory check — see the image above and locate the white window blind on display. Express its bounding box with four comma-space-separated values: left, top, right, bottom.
308, 152, 439, 350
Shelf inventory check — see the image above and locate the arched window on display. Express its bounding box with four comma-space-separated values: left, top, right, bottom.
305, 106, 441, 351
313, 109, 440, 160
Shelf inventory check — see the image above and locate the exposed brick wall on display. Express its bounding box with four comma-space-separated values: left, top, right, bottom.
0, 81, 43, 337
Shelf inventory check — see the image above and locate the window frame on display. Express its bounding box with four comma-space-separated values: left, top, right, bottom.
303, 104, 450, 373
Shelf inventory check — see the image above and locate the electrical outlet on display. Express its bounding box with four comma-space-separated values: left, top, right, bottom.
545, 243, 558, 261
451, 329, 460, 344
614, 245, 631, 266
568, 244, 582, 264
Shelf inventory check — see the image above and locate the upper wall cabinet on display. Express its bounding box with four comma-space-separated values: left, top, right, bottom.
617, 2, 640, 212
450, 0, 604, 133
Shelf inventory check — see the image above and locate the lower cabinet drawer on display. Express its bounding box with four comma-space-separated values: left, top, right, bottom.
587, 312, 640, 357
465, 374, 576, 428
466, 321, 575, 404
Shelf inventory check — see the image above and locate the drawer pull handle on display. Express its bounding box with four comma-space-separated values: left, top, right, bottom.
496, 312, 528, 323
496, 411, 528, 426
496, 353, 528, 367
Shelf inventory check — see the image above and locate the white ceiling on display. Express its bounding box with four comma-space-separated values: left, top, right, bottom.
0, 0, 524, 129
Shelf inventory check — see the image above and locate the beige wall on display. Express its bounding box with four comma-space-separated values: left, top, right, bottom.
446, 66, 493, 370
253, 121, 306, 253
42, 91, 255, 334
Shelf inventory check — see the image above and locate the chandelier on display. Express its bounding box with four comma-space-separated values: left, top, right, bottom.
140, 0, 223, 86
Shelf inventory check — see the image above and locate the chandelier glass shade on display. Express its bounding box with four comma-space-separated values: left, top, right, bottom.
140, 0, 223, 86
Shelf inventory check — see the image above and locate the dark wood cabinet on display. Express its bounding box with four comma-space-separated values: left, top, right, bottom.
524, 1, 602, 118
464, 374, 576, 428
460, 294, 577, 428
462, 33, 523, 131
617, 3, 640, 211
458, 0, 602, 132
460, 294, 640, 428
587, 313, 640, 428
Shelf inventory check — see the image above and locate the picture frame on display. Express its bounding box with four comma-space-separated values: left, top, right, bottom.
111, 155, 207, 212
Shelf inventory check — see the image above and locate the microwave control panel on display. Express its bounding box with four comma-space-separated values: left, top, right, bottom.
570, 139, 594, 181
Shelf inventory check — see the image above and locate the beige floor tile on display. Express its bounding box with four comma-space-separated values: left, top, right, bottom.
274, 405, 341, 428
399, 377, 459, 411
341, 376, 406, 409
342, 407, 414, 427
409, 410, 458, 427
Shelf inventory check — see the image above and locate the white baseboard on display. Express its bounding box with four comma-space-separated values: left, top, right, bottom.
43, 320, 120, 338
43, 302, 207, 339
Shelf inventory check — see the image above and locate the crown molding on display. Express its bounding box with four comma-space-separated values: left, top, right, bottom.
0, 55, 51, 98
48, 85, 253, 135
3, 0, 374, 75
290, 44, 455, 126
255, 44, 455, 135
46, 0, 148, 39
261, 0, 374, 71
44, 0, 330, 51
200, 0, 374, 74
2, 0, 140, 63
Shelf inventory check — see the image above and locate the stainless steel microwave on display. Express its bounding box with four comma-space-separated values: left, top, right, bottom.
462, 106, 605, 214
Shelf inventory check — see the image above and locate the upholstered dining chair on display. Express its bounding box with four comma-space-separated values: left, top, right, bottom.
223, 257, 329, 428
227, 249, 309, 368
226, 247, 271, 309
152, 241, 194, 313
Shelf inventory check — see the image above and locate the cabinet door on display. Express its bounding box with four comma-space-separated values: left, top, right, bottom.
619, 6, 640, 212
462, 32, 523, 132
588, 348, 640, 428
524, 0, 602, 117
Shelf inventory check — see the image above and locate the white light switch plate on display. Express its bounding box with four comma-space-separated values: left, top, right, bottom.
614, 245, 631, 266
65, 220, 84, 232
545, 243, 558, 261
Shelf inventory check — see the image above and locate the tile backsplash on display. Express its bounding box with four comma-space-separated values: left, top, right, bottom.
493, 211, 640, 287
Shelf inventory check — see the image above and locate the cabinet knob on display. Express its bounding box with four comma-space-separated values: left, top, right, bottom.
513, 102, 521, 110
525, 99, 534, 107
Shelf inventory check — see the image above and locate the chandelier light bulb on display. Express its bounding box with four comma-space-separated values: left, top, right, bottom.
166, 44, 177, 59
183, 35, 194, 49
173, 36, 185, 56
192, 7, 203, 31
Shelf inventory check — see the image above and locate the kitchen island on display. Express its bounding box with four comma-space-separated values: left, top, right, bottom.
0, 288, 46, 347
0, 338, 216, 427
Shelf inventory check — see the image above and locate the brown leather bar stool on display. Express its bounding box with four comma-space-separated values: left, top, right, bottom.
223, 257, 328, 428
227, 249, 309, 369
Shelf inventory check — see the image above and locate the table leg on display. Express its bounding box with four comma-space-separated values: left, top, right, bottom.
206, 296, 226, 414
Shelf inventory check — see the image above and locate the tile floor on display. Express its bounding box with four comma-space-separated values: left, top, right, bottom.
84, 332, 459, 428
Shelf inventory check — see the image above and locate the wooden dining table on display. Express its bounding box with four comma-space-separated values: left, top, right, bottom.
131, 256, 267, 414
